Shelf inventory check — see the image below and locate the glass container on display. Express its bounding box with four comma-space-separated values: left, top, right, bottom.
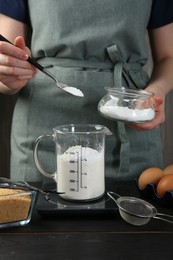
98, 87, 155, 123
0, 188, 36, 229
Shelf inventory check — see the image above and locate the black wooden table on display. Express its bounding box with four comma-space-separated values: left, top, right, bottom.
0, 180, 173, 260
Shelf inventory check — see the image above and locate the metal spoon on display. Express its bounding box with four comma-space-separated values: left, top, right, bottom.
0, 177, 64, 201
0, 34, 84, 97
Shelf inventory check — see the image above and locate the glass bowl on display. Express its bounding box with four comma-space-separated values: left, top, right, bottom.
0, 188, 37, 229
98, 87, 155, 123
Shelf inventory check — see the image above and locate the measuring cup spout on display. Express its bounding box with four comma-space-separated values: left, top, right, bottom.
102, 127, 112, 136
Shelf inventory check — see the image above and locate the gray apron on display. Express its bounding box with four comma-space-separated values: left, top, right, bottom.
10, 0, 163, 182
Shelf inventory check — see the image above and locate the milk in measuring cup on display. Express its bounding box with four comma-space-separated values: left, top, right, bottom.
56, 145, 105, 201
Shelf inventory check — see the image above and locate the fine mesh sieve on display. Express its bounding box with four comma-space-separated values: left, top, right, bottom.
107, 191, 173, 226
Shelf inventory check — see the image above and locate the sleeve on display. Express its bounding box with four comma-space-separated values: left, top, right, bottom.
148, 0, 173, 29
0, 0, 29, 24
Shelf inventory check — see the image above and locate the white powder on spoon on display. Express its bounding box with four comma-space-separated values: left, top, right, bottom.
63, 86, 84, 97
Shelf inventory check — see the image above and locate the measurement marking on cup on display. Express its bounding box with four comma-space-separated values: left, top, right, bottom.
70, 179, 79, 183
69, 160, 76, 163
80, 148, 87, 189
70, 180, 75, 183
76, 151, 79, 192
70, 188, 76, 191
69, 151, 80, 192
70, 170, 76, 173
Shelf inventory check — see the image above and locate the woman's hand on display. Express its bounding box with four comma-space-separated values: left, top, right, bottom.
0, 36, 37, 94
130, 23, 173, 131
128, 94, 165, 131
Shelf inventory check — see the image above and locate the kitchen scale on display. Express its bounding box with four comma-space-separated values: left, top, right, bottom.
36, 180, 117, 216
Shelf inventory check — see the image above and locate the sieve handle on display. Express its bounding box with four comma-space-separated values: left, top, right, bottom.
154, 213, 173, 224
107, 191, 121, 203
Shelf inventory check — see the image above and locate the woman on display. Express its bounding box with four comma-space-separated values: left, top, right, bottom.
0, 0, 173, 181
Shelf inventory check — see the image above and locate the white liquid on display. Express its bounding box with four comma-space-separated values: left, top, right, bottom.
100, 99, 155, 122
56, 145, 104, 201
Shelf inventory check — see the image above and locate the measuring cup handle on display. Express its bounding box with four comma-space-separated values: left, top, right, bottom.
33, 134, 55, 179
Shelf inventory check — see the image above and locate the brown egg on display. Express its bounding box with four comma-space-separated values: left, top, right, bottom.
163, 165, 173, 176
156, 174, 173, 197
138, 167, 163, 190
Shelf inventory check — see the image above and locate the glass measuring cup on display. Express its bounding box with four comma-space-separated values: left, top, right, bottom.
107, 191, 173, 226
34, 124, 111, 201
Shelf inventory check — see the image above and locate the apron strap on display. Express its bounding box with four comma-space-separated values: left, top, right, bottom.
107, 44, 146, 89
107, 44, 131, 176
107, 44, 123, 87
107, 43, 150, 176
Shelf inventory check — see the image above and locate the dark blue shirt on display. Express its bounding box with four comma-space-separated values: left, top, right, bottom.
0, 0, 173, 29
0, 0, 29, 24
148, 0, 173, 29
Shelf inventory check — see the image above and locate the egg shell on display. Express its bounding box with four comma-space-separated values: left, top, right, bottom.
138, 167, 163, 190
163, 165, 173, 176
156, 174, 173, 197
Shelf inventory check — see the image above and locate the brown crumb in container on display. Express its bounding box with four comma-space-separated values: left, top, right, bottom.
0, 188, 31, 224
